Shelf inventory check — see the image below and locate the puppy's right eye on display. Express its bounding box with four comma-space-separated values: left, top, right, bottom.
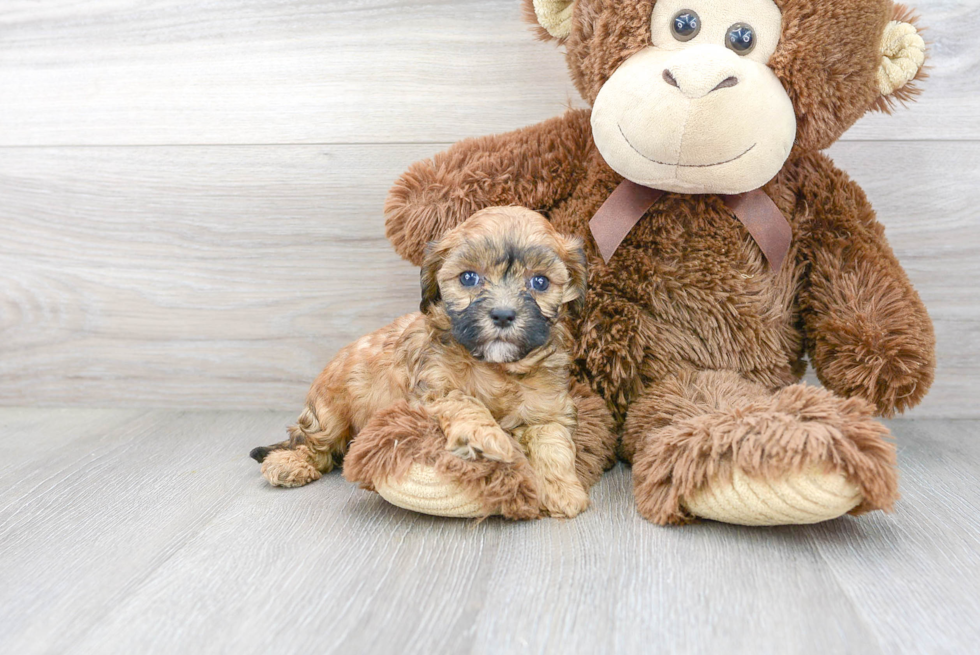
459, 271, 481, 287
528, 275, 550, 292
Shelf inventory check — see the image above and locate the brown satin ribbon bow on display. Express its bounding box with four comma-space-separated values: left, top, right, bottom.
588, 179, 792, 272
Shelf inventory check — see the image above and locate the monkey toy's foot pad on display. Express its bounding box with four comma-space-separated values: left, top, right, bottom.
375, 464, 486, 518
681, 467, 863, 526
377, 463, 864, 524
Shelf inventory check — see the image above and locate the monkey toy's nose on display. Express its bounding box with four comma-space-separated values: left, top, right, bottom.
663, 68, 739, 98
490, 307, 517, 329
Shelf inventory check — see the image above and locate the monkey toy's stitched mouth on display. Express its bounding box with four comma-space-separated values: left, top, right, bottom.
618, 123, 756, 168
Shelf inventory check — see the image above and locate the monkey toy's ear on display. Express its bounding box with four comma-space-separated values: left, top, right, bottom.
874, 6, 927, 111
419, 241, 446, 314
523, 0, 576, 42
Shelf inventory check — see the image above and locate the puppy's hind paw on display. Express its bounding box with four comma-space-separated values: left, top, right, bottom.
260, 449, 321, 488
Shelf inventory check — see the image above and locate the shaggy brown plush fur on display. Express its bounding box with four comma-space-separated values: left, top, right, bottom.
622, 370, 898, 524
381, 0, 934, 524
344, 382, 616, 519
343, 401, 542, 519
794, 152, 936, 416
567, 381, 618, 488
385, 111, 595, 267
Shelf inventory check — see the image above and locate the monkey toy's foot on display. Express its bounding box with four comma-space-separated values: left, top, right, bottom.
680, 467, 864, 526
342, 402, 542, 519
344, 384, 616, 520
374, 463, 486, 518
625, 372, 900, 526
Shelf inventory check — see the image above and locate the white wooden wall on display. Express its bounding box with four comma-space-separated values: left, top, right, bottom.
1, 0, 977, 416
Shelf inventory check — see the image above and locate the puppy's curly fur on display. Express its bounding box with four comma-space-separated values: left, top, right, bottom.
250, 207, 594, 518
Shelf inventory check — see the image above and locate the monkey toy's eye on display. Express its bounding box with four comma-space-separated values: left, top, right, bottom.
726, 23, 756, 55
459, 271, 481, 287
670, 10, 701, 42
529, 275, 550, 292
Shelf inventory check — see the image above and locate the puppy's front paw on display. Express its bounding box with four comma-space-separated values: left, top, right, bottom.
448, 427, 520, 463
540, 479, 590, 518
260, 449, 321, 487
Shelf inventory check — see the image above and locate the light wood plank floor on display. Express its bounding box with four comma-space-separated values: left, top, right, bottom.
1, 410, 977, 655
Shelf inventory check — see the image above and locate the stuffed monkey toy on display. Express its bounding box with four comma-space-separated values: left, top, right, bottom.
345, 0, 934, 525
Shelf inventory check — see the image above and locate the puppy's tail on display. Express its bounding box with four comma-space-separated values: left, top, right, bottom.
249, 405, 318, 463
249, 405, 346, 474
249, 443, 284, 463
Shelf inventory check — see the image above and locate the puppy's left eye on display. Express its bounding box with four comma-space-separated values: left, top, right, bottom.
459, 271, 481, 287
528, 275, 550, 292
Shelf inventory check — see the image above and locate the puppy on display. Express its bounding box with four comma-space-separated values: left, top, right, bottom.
249, 206, 591, 517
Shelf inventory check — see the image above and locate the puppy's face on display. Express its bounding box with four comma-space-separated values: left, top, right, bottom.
420, 207, 587, 364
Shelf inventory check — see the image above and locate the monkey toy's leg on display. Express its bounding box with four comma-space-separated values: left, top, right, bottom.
249, 402, 351, 488
517, 423, 590, 518
344, 400, 542, 520
623, 370, 899, 526
343, 384, 616, 520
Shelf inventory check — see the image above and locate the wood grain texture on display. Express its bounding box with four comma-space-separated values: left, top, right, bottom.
1, 0, 977, 414
1, 141, 976, 415
0, 410, 977, 654
0, 144, 423, 409
0, 0, 977, 146
804, 420, 980, 654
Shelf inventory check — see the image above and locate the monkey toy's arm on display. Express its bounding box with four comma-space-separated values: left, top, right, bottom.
795, 152, 935, 416
385, 109, 593, 265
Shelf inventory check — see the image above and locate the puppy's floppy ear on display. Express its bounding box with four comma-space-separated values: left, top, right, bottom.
557, 234, 588, 313
419, 240, 445, 313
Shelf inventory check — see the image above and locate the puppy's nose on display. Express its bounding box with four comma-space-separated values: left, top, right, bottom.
489, 307, 517, 329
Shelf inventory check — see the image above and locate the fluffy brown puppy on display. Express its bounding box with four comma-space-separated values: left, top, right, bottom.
250, 206, 594, 518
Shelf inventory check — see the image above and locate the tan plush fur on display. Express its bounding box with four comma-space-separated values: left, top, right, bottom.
252, 207, 614, 518
380, 0, 935, 524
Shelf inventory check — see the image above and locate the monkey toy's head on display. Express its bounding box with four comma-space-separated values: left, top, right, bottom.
525, 0, 925, 194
